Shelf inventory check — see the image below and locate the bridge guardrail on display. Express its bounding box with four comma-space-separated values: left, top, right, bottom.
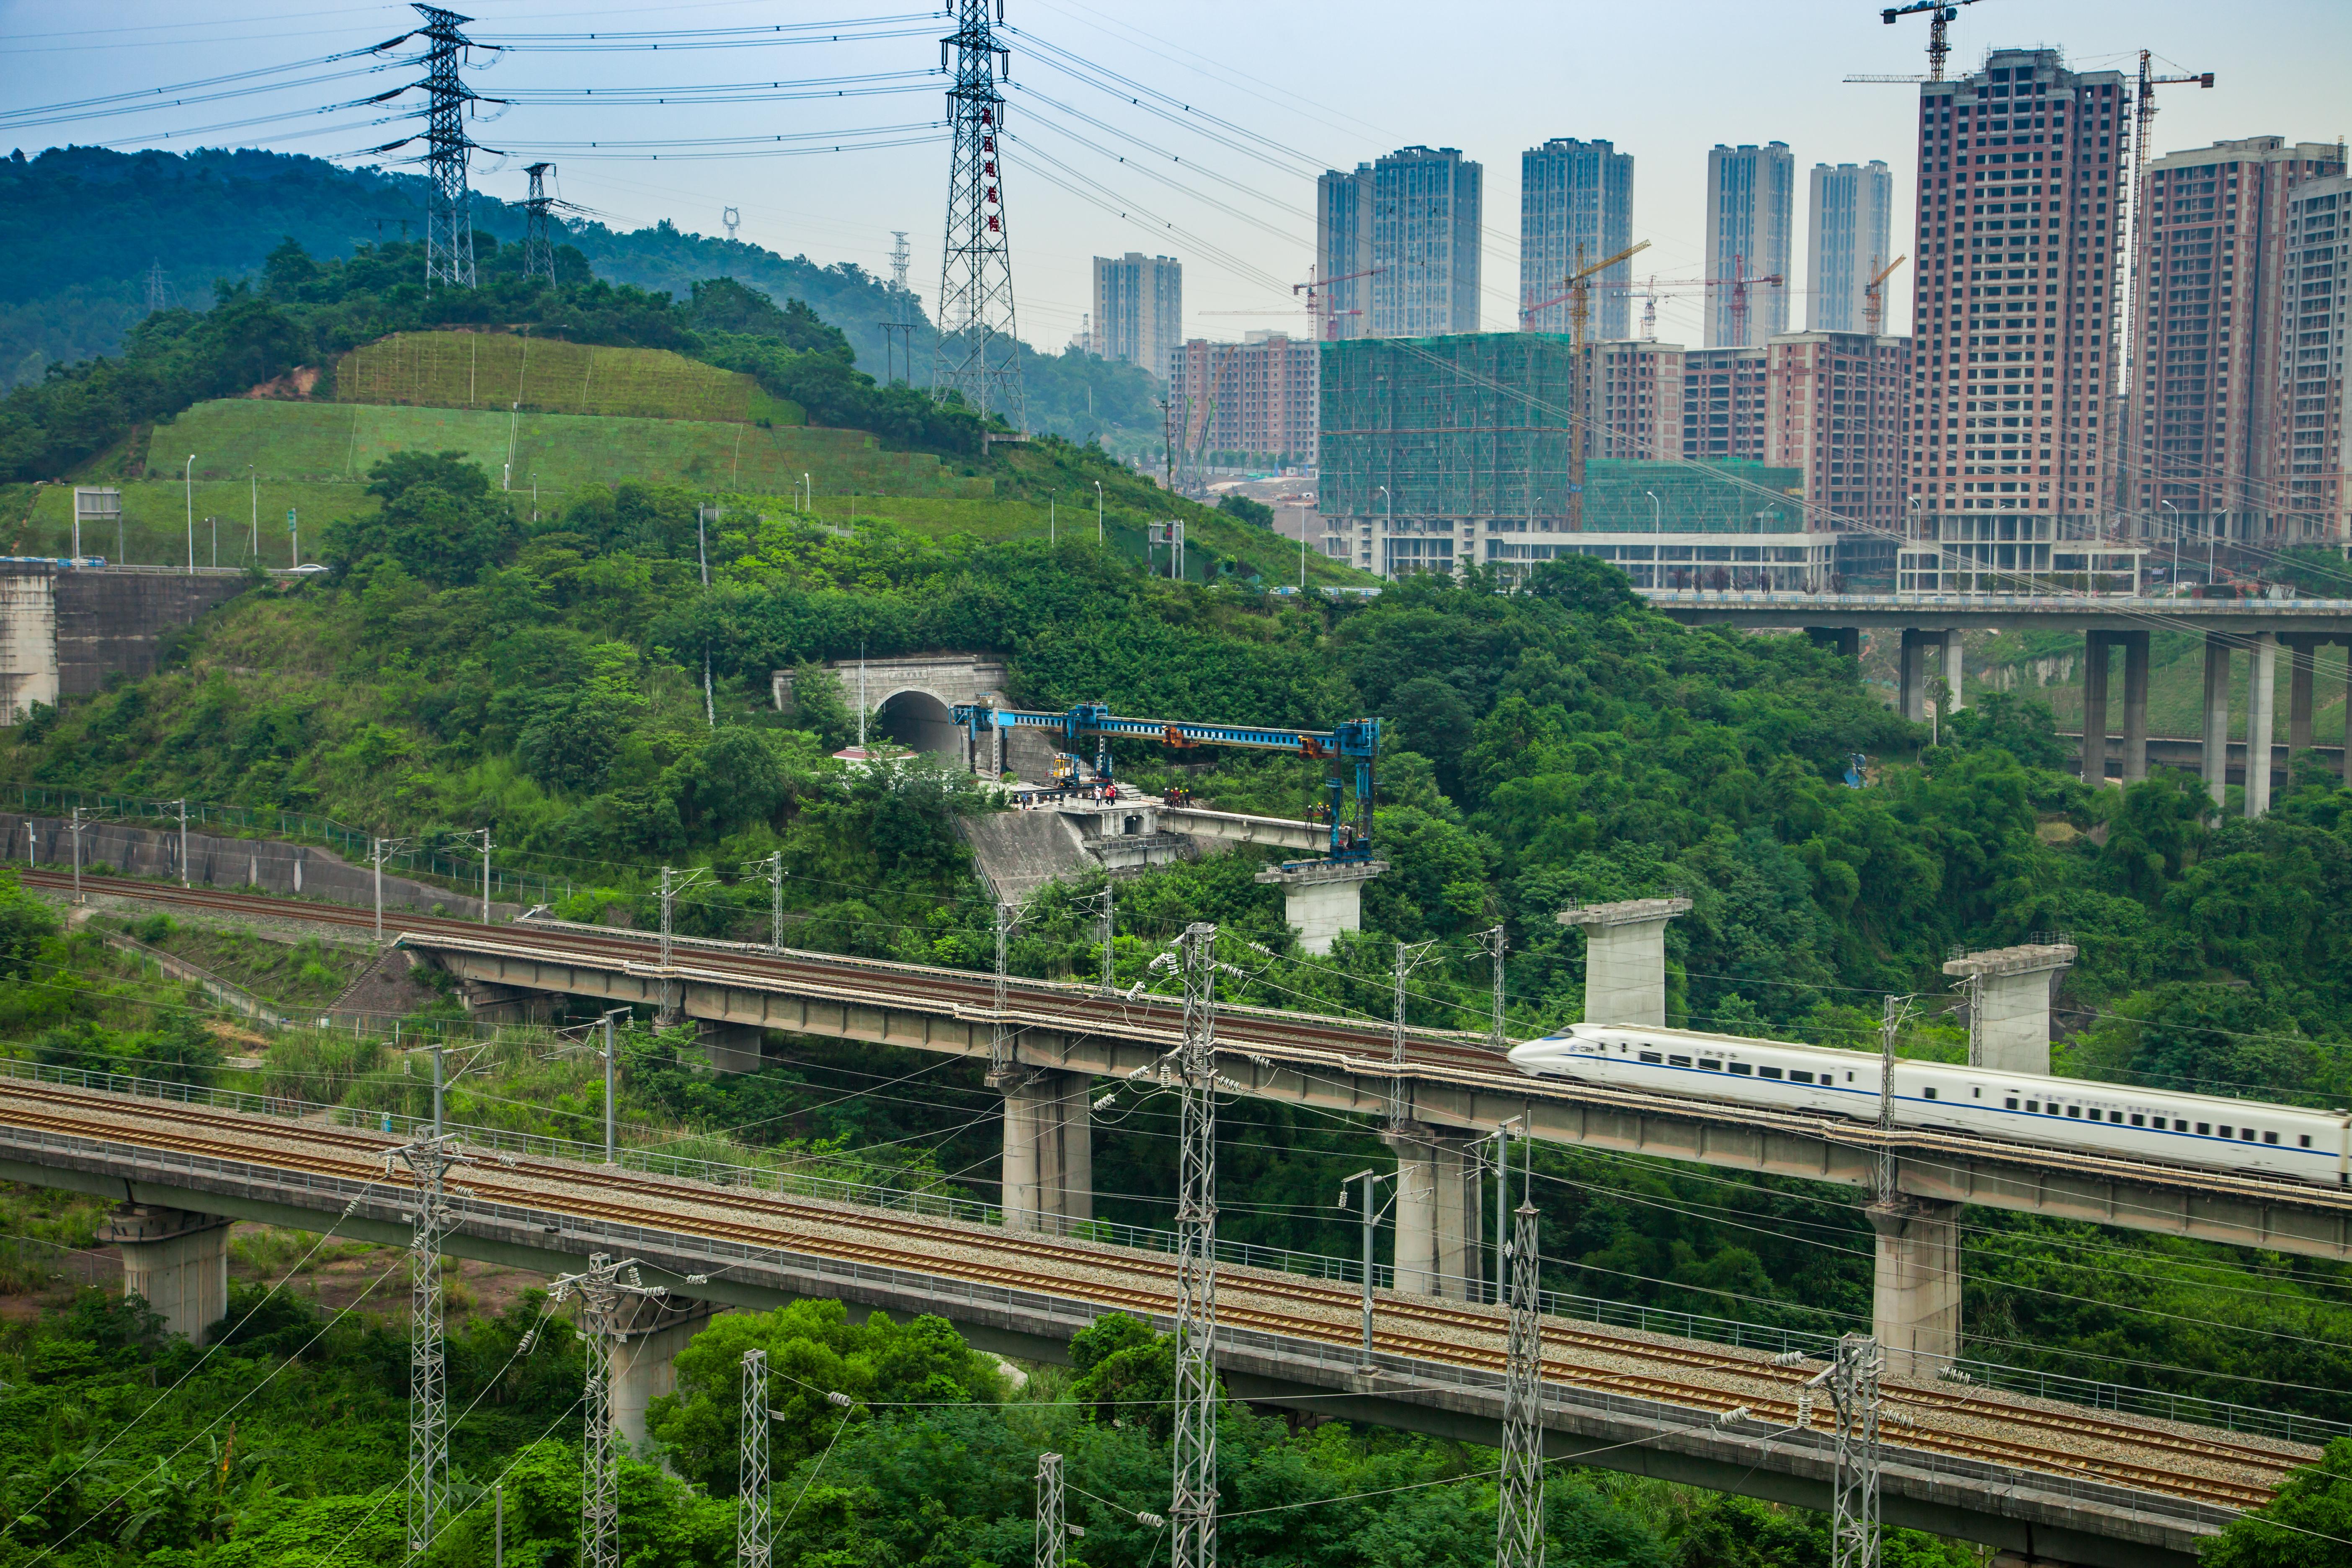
3, 1055, 2341, 1450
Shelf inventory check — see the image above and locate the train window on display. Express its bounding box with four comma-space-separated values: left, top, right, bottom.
2243, 1128, 2258, 1142
1639, 1051, 1663, 1064
2263, 1132, 2278, 1145
1700, 1059, 1722, 1071
2026, 1100, 2039, 1113
2129, 1114, 2144, 1127
1669, 1055, 1692, 1068
1846, 1072, 1855, 1082
2197, 1122, 2210, 1136
2005, 1096, 2019, 1109
1923, 1086, 1938, 1100
1759, 1066, 1784, 1080
1790, 1070, 1816, 1084
1729, 1063, 1753, 1076
1972, 1086, 1981, 1099
2300, 1135, 2312, 1148
2218, 1126, 2232, 1139
2066, 1106, 2081, 1118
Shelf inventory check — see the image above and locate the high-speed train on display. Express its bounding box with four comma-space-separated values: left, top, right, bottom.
1508, 1023, 2349, 1186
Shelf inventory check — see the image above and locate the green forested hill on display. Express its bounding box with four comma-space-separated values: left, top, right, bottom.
0, 145, 1168, 450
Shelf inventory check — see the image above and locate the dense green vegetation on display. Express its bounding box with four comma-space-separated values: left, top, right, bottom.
0, 1279, 2005, 1568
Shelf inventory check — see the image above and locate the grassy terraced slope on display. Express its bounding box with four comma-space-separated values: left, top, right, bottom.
330, 330, 801, 425
150, 400, 993, 500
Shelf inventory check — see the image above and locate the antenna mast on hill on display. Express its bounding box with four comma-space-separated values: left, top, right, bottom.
415, 5, 486, 293
933, 0, 1024, 430
721, 206, 741, 276
522, 163, 557, 282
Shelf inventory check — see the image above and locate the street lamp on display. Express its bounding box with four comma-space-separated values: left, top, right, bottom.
1375, 484, 1391, 578
1644, 489, 1660, 531
184, 454, 196, 572
1094, 480, 1103, 544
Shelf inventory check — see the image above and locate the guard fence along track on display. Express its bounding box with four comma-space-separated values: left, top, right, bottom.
0, 1078, 2308, 1518
33, 870, 2352, 1227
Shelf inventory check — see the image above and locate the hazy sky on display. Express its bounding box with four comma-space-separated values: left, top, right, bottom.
5, 0, 2345, 349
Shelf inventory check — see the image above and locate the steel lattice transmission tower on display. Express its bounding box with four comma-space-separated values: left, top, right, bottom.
1826, 1334, 1884, 1568
522, 162, 557, 282
932, 0, 1024, 430
1034, 1451, 1067, 1568
1170, 922, 1220, 1568
385, 1122, 469, 1560
552, 1255, 670, 1568
739, 1348, 772, 1568
415, 5, 483, 293
1496, 1146, 1545, 1568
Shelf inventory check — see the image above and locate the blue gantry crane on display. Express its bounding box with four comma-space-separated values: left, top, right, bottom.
951, 701, 1382, 862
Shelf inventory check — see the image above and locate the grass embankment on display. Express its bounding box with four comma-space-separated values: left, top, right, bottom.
329, 329, 802, 425
14, 476, 372, 567
144, 400, 994, 501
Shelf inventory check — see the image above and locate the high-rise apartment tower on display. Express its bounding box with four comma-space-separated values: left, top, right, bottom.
2129, 138, 2344, 543
1521, 139, 1634, 338
1705, 143, 1795, 347
1903, 48, 2130, 554
2281, 175, 2351, 544
1808, 162, 1895, 333
1091, 252, 1184, 378
1320, 147, 1483, 339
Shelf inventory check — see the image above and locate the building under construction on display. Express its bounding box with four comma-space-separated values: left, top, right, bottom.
1318, 332, 1580, 575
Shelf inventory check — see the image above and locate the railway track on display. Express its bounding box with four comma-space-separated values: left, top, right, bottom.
40, 868, 2352, 1225
0, 1077, 2303, 1513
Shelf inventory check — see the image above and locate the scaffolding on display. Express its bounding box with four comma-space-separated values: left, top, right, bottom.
1578, 461, 1806, 532
1319, 333, 1581, 523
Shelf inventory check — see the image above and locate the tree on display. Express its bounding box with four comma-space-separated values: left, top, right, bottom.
324, 451, 521, 586
0, 867, 57, 978
2200, 1438, 2352, 1568
1217, 493, 1274, 528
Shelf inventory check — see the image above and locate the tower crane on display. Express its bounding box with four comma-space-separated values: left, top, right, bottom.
1876, 0, 1986, 83
1862, 254, 1907, 336
1295, 266, 1386, 342
1520, 240, 1651, 342
2119, 51, 2214, 529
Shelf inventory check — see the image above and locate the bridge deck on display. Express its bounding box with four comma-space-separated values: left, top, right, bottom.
0, 1074, 2300, 1567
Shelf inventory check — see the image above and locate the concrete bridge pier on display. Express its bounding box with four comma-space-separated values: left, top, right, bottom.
1558, 897, 1692, 1027
104, 1204, 231, 1343
1431, 1134, 1483, 1302
1869, 1199, 1963, 1382
1942, 628, 1966, 714
1898, 629, 1933, 722
1255, 859, 1388, 957
698, 1021, 764, 1075
994, 1069, 1093, 1232
1805, 626, 1860, 660
609, 1295, 722, 1455
2200, 634, 2233, 807
2246, 632, 2278, 818
1942, 943, 2076, 1076
1385, 1124, 1438, 1296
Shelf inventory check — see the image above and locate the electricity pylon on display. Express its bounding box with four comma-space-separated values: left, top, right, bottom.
413, 6, 484, 292
385, 1114, 471, 1560
1170, 922, 1220, 1568
522, 162, 557, 282
1496, 1136, 1545, 1568
1827, 1334, 1883, 1568
932, 0, 1024, 429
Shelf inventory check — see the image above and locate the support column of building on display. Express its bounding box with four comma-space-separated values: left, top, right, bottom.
2079, 630, 2111, 787
2246, 632, 2278, 818
1941, 628, 1966, 714
2201, 634, 2233, 808
104, 1205, 231, 1343
1385, 1127, 1438, 1296
1897, 629, 1931, 723
1868, 1200, 1963, 1382
1941, 942, 2077, 1076
609, 1296, 722, 1455
2285, 636, 2317, 763
2118, 629, 2151, 785
996, 1069, 1093, 1233
1254, 859, 1388, 957
1558, 897, 1692, 1027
